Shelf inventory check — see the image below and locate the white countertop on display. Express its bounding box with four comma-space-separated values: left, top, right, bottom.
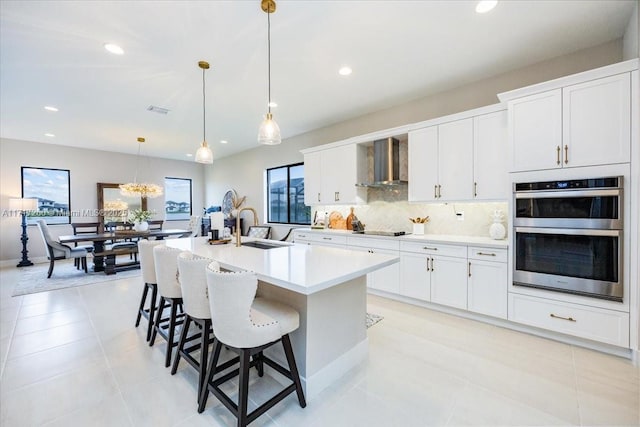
164, 236, 399, 295
294, 228, 509, 248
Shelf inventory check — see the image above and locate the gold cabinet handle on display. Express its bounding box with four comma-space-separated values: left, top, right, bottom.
550, 313, 576, 322
422, 246, 438, 251
477, 252, 496, 257
556, 146, 561, 165
474, 182, 478, 198
468, 261, 471, 277
564, 145, 568, 164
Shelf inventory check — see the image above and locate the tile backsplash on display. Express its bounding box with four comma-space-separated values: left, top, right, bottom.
314, 189, 508, 238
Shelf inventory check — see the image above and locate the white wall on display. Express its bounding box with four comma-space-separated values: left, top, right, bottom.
0, 138, 205, 263
623, 1, 639, 60
206, 40, 623, 238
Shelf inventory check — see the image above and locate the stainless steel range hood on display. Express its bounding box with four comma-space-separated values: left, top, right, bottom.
356, 137, 407, 187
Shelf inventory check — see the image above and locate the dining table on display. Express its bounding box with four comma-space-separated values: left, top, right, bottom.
58, 228, 190, 273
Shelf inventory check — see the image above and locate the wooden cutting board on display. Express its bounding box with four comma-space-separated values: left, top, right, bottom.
329, 211, 346, 229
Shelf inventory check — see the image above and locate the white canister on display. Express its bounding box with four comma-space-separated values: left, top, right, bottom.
412, 223, 425, 235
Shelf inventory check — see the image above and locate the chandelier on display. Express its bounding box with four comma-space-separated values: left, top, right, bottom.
257, 0, 281, 145
119, 137, 163, 199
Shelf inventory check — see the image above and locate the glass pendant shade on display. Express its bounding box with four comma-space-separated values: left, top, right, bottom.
195, 141, 213, 164
258, 113, 281, 145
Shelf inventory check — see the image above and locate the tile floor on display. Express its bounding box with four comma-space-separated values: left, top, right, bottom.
0, 265, 638, 426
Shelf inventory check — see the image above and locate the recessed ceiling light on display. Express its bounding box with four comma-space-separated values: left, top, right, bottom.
338, 66, 352, 76
104, 43, 124, 55
220, 140, 228, 144
44, 106, 58, 112
268, 102, 278, 108
186, 153, 193, 157
44, 133, 55, 137
475, 0, 498, 13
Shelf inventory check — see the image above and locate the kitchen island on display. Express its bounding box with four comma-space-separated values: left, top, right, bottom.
165, 236, 399, 399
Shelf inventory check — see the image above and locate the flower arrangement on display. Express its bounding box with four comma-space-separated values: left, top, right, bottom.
409, 216, 429, 224
129, 208, 153, 223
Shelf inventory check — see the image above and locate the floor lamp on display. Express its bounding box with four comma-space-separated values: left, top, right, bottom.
10, 198, 38, 267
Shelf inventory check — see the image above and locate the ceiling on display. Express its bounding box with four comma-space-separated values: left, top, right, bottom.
0, 1, 636, 161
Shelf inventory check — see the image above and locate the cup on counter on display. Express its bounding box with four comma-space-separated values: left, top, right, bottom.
412, 223, 425, 235
211, 229, 219, 240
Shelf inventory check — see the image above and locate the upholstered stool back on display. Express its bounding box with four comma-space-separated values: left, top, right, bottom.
153, 245, 183, 299
205, 266, 280, 348
138, 240, 165, 284
177, 252, 219, 320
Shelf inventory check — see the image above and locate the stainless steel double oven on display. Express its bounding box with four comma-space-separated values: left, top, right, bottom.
513, 176, 623, 302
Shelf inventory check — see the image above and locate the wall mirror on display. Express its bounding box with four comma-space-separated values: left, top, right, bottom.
97, 182, 147, 230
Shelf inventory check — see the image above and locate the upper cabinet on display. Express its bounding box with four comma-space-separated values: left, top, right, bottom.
409, 106, 507, 202
506, 71, 631, 172
303, 144, 367, 205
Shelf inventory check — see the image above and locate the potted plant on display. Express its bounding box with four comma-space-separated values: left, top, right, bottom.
129, 208, 153, 231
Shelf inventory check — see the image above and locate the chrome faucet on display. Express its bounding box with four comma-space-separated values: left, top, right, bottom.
236, 207, 259, 247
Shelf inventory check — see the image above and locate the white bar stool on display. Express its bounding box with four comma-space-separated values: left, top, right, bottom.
171, 252, 218, 401
135, 240, 165, 342
149, 245, 184, 367
198, 264, 306, 426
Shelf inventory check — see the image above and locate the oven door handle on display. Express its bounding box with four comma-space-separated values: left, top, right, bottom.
514, 189, 621, 199
515, 227, 621, 237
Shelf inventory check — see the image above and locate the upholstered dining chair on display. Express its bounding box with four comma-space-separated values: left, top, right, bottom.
198, 266, 306, 425
186, 215, 200, 237
36, 219, 88, 278
247, 225, 271, 239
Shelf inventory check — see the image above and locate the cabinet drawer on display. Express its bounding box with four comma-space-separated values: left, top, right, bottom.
347, 236, 400, 251
293, 231, 347, 246
508, 293, 629, 347
468, 247, 507, 263
400, 241, 467, 258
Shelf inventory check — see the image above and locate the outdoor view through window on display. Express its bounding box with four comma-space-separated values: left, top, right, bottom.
267, 163, 310, 224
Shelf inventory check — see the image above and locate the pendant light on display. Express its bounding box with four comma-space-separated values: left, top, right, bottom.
119, 137, 164, 198
257, 0, 281, 145
195, 60, 214, 163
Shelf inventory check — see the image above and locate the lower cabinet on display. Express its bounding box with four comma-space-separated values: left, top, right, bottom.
467, 247, 508, 319
347, 237, 400, 294
508, 293, 630, 347
430, 255, 468, 310
399, 253, 430, 301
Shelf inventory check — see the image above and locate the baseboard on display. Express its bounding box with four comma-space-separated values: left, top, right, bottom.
368, 289, 633, 360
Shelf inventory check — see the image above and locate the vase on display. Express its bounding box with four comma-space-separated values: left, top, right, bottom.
133, 221, 149, 232
489, 221, 506, 240
412, 223, 425, 235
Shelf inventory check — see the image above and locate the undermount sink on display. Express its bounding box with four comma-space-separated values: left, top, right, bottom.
241, 241, 283, 250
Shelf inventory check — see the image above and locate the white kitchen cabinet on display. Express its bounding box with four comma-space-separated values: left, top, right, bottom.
293, 231, 347, 248
509, 293, 629, 347
508, 73, 631, 172
562, 73, 630, 167
303, 144, 367, 205
509, 89, 563, 172
437, 118, 474, 201
430, 255, 468, 310
408, 126, 439, 201
303, 151, 322, 205
399, 252, 430, 301
473, 111, 508, 200
347, 237, 400, 294
467, 247, 508, 319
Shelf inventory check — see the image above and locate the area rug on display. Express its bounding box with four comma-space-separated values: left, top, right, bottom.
366, 313, 384, 328
11, 261, 141, 296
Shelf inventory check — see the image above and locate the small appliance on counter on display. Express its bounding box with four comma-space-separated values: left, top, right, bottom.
312, 211, 328, 229
351, 215, 365, 233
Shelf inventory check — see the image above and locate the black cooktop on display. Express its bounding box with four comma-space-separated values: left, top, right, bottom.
353, 230, 407, 236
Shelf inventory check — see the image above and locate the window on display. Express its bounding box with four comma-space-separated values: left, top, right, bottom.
164, 177, 192, 221
21, 166, 70, 225
267, 163, 310, 224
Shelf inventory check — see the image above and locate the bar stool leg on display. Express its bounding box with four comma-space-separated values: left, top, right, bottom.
197, 319, 211, 399
149, 296, 165, 346
165, 299, 179, 368
237, 349, 251, 427
198, 339, 223, 413
171, 315, 191, 375
282, 334, 306, 408
146, 285, 158, 342
135, 284, 150, 327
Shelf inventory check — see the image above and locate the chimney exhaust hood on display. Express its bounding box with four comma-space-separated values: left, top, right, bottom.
356, 137, 407, 187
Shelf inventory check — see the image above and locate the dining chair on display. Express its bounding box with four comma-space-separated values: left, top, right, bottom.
36, 219, 88, 278
198, 266, 306, 425
70, 221, 100, 267
147, 220, 164, 231
104, 221, 138, 260
247, 225, 271, 239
